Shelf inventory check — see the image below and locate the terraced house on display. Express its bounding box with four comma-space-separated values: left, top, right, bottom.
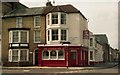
2, 1, 90, 67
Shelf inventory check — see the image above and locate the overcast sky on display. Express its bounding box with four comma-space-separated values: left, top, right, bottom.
20, 0, 119, 49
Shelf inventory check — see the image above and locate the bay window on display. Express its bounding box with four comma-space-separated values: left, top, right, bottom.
9, 30, 29, 43
9, 49, 29, 62
43, 51, 49, 59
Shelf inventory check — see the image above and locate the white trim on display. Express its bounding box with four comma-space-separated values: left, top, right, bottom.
20, 44, 28, 46
12, 44, 19, 47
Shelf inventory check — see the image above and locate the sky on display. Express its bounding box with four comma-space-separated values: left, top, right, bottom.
20, 0, 119, 49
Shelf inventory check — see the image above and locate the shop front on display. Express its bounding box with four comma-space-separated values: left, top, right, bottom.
37, 44, 88, 67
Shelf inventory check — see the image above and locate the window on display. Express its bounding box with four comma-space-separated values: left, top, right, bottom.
52, 13, 58, 24
47, 14, 50, 25
12, 50, 19, 62
58, 50, 64, 59
90, 38, 93, 46
20, 50, 27, 61
9, 49, 28, 62
42, 50, 65, 60
50, 50, 57, 59
34, 30, 40, 43
16, 17, 22, 28
52, 29, 58, 40
34, 16, 40, 27
61, 13, 66, 24
13, 31, 19, 43
9, 30, 29, 43
43, 51, 49, 59
90, 51, 93, 60
61, 30, 66, 40
21, 31, 27, 43
47, 30, 50, 41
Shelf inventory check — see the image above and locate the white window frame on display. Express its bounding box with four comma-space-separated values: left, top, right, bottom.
16, 17, 22, 28
8, 49, 29, 62
42, 50, 65, 60
9, 30, 29, 43
34, 16, 40, 28
34, 30, 41, 43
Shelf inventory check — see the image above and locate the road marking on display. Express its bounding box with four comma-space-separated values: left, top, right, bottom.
23, 70, 30, 72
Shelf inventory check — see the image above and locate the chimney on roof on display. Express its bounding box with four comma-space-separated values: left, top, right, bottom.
46, 0, 53, 6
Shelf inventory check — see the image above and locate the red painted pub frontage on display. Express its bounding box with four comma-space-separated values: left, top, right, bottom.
37, 44, 88, 67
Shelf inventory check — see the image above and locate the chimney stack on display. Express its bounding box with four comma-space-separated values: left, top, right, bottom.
46, 0, 53, 6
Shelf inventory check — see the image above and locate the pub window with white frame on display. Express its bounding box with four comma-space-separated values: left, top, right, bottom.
58, 50, 64, 59
34, 16, 40, 27
16, 17, 22, 28
8, 49, 28, 62
34, 30, 40, 43
43, 51, 49, 59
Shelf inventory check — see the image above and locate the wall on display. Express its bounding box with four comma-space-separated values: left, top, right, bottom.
2, 15, 45, 66
68, 13, 88, 47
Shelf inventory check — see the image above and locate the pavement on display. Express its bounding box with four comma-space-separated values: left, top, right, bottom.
2, 62, 118, 70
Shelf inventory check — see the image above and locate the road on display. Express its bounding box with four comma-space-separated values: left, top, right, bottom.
2, 65, 119, 75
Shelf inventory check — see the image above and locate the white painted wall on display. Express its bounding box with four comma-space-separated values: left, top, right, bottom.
68, 13, 88, 46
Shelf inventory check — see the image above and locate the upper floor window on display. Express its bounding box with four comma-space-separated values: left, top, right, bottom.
52, 29, 58, 40
52, 13, 58, 24
47, 14, 50, 25
9, 30, 29, 43
34, 16, 40, 27
16, 17, 22, 28
61, 13, 66, 24
90, 38, 93, 46
61, 30, 67, 40
34, 30, 40, 43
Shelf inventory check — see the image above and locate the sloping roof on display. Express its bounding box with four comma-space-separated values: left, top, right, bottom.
3, 4, 87, 20
94, 34, 109, 44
